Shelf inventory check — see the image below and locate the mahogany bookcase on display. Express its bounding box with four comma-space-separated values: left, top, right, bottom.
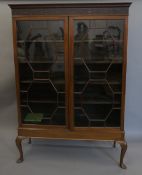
9, 3, 131, 168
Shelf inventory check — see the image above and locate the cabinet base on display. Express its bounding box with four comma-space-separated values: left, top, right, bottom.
15, 136, 127, 169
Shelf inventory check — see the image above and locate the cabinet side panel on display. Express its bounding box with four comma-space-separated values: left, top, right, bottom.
12, 18, 22, 126
120, 16, 128, 130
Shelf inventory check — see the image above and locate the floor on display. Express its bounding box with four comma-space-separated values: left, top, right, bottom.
0, 103, 142, 175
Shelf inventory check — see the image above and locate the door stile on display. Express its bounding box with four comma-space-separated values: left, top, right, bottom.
67, 17, 74, 130
64, 17, 71, 129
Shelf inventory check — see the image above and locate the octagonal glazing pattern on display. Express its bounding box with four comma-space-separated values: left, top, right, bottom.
73, 19, 124, 127
17, 20, 66, 125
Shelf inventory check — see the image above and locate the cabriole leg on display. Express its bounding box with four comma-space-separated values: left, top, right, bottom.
15, 136, 24, 163
113, 140, 116, 148
28, 138, 32, 144
117, 140, 127, 169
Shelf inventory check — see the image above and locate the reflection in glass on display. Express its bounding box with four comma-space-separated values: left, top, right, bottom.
74, 19, 124, 61
74, 19, 124, 127
17, 20, 65, 125
17, 20, 64, 62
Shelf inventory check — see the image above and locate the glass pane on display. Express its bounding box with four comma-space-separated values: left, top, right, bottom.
73, 19, 124, 127
17, 20, 65, 125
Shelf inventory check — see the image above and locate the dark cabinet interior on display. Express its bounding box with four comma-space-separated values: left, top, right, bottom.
17, 18, 124, 127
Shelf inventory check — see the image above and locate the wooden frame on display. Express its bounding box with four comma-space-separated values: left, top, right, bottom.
12, 16, 69, 128
9, 3, 131, 169
69, 15, 128, 131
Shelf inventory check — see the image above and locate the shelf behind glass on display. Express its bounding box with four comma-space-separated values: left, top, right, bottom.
74, 39, 123, 43
17, 40, 64, 43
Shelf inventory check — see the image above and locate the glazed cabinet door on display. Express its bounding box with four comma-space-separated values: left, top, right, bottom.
69, 16, 126, 128
14, 17, 69, 126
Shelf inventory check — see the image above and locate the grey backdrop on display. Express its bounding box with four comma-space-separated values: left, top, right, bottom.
0, 1, 142, 175
0, 0, 142, 136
